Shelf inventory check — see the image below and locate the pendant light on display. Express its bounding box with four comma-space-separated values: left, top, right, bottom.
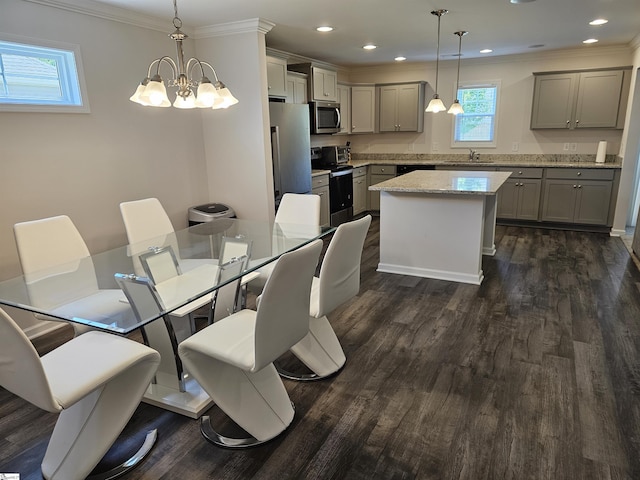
425, 9, 448, 113
448, 31, 468, 115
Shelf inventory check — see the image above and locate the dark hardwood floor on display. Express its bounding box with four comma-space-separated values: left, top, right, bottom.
3, 218, 640, 479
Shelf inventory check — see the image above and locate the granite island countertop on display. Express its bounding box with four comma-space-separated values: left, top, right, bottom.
369, 170, 512, 195
350, 153, 622, 169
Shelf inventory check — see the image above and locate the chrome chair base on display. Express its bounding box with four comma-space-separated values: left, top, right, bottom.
275, 360, 345, 382
200, 402, 295, 449
89, 429, 157, 480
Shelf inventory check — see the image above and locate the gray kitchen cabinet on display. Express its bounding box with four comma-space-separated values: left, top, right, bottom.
266, 55, 287, 99
288, 63, 338, 102
312, 173, 330, 226
351, 85, 376, 134
541, 168, 614, 225
496, 167, 542, 221
368, 165, 396, 211
378, 82, 425, 132
286, 72, 307, 104
337, 84, 351, 134
531, 69, 628, 129
352, 166, 368, 215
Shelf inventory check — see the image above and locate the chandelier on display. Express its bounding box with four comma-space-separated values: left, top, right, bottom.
129, 0, 238, 109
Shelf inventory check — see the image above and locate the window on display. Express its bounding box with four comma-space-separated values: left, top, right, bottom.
452, 81, 499, 148
0, 34, 89, 113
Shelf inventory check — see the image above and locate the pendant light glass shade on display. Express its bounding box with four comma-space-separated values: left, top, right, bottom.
426, 9, 448, 113
448, 31, 468, 115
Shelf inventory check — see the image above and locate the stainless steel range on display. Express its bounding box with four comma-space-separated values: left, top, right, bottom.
311, 147, 353, 227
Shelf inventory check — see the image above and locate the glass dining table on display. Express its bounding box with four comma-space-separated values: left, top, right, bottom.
0, 217, 334, 418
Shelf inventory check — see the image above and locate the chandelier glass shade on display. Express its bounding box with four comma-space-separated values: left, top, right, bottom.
448, 31, 468, 115
130, 0, 238, 110
425, 9, 448, 113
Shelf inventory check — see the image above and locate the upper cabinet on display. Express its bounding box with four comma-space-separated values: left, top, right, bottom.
337, 83, 351, 134
530, 68, 631, 130
378, 82, 426, 133
266, 55, 287, 99
288, 63, 338, 102
286, 72, 307, 104
351, 85, 376, 134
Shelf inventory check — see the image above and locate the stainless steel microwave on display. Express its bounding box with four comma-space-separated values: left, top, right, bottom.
310, 101, 341, 134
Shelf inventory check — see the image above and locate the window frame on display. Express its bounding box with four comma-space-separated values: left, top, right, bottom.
450, 79, 500, 149
0, 33, 90, 113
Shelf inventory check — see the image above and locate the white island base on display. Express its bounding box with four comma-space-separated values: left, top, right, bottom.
372, 170, 510, 285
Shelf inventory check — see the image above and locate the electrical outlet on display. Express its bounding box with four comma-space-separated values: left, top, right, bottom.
570, 143, 577, 151
563, 143, 570, 151
512, 142, 519, 152
432, 142, 439, 151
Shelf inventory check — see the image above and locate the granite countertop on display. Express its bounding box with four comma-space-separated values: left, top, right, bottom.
369, 170, 512, 195
312, 169, 331, 177
350, 153, 622, 169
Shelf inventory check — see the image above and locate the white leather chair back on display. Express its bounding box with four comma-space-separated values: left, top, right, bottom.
275, 193, 321, 225
0, 307, 60, 412
253, 239, 322, 371
14, 215, 100, 307
317, 215, 372, 316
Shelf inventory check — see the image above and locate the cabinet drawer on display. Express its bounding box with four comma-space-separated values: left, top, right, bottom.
353, 166, 367, 178
311, 174, 329, 188
545, 168, 614, 180
370, 165, 396, 175
496, 167, 543, 178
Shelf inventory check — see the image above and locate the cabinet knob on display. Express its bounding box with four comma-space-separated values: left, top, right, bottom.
578, 184, 582, 188
576, 120, 580, 127
577, 172, 581, 176
518, 171, 523, 175
566, 121, 570, 128
573, 185, 578, 188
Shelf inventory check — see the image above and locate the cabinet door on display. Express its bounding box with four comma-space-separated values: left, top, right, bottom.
541, 180, 577, 222
313, 185, 331, 226
379, 86, 399, 132
312, 68, 337, 102
396, 84, 420, 132
575, 71, 624, 128
337, 84, 351, 134
351, 86, 376, 133
266, 57, 287, 98
531, 74, 577, 129
516, 179, 542, 221
496, 179, 519, 219
369, 173, 395, 211
573, 181, 612, 225
353, 174, 368, 215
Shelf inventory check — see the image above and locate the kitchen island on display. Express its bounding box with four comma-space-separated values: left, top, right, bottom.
369, 170, 511, 285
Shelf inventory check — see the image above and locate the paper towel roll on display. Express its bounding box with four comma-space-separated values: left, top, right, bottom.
596, 141, 607, 163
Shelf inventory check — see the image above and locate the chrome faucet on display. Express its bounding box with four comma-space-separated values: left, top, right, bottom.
469, 149, 479, 162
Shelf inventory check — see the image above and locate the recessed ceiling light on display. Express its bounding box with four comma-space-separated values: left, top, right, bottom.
529, 44, 545, 48
363, 44, 377, 50
480, 49, 493, 54
316, 26, 333, 32
583, 38, 599, 44
510, 0, 536, 3
589, 18, 608, 26
395, 56, 407, 61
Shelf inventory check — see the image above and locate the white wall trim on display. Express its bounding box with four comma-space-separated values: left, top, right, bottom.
196, 18, 274, 38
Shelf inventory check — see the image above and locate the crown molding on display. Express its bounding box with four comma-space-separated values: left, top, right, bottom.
195, 18, 274, 39
23, 0, 173, 33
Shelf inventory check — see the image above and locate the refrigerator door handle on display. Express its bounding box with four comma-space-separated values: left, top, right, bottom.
271, 126, 282, 198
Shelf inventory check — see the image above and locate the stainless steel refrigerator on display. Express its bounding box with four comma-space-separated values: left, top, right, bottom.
269, 102, 312, 206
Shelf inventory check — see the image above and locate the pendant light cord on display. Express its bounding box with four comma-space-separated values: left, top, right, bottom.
435, 13, 441, 94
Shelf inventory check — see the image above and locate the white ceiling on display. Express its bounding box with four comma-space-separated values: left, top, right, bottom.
93, 0, 640, 66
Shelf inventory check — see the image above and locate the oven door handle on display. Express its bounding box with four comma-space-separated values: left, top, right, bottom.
329, 169, 353, 178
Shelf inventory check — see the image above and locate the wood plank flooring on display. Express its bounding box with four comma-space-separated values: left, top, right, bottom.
3, 218, 640, 479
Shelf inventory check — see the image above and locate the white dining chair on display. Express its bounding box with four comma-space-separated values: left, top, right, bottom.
280, 214, 372, 380
0, 306, 160, 480
178, 239, 322, 448
13, 215, 131, 336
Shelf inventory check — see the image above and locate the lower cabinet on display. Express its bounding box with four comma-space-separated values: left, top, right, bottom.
352, 166, 368, 215
496, 168, 542, 221
312, 173, 330, 226
541, 168, 614, 225
369, 165, 396, 211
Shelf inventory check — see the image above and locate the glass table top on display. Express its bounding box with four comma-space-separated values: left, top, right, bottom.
0, 218, 333, 334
